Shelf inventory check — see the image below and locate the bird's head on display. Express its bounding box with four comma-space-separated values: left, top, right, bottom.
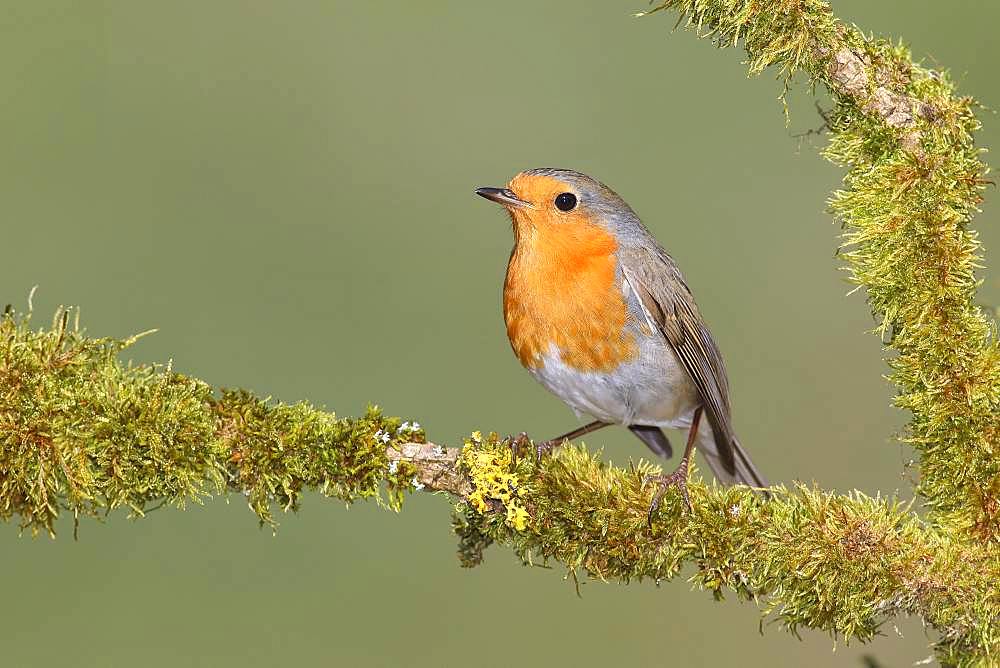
475, 168, 642, 244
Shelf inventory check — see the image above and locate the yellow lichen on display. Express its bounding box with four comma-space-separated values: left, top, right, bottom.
505, 504, 529, 532
458, 431, 530, 532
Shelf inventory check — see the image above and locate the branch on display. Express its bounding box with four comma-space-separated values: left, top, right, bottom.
2, 0, 999, 665
2, 308, 998, 663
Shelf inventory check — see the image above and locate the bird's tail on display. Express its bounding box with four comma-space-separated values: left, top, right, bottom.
698, 431, 769, 495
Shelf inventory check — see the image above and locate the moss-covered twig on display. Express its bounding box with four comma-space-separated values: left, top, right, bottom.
2, 307, 998, 663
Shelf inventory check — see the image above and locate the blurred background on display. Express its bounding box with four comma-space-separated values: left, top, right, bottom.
2, 1, 997, 666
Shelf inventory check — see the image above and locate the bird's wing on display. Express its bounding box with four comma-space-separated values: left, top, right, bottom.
621, 245, 737, 476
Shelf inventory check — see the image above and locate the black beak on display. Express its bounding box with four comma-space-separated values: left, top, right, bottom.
475, 187, 531, 209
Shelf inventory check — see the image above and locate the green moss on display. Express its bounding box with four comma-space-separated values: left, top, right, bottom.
640, 0, 839, 80
0, 306, 425, 535
452, 509, 494, 568
0, 306, 222, 534
453, 435, 1000, 661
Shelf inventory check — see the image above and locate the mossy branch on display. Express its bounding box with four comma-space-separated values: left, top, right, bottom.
2, 307, 997, 662
0, 307, 994, 661
2, 0, 998, 665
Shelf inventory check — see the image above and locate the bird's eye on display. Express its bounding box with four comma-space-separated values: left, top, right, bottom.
554, 192, 577, 211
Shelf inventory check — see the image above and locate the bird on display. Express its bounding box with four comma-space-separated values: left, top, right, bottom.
475, 168, 768, 512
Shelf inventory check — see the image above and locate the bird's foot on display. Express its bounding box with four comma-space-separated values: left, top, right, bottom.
507, 432, 561, 464
507, 432, 529, 464
532, 438, 561, 461
645, 461, 692, 528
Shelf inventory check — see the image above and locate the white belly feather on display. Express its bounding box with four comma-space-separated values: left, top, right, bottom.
529, 334, 699, 428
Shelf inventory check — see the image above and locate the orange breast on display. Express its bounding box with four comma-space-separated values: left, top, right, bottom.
503, 221, 637, 372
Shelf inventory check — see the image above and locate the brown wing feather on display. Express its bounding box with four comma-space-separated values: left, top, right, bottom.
623, 246, 738, 476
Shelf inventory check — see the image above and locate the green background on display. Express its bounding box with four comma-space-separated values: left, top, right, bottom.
2, 2, 998, 666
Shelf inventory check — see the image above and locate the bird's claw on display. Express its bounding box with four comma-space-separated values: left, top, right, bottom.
645, 465, 692, 529
506, 433, 560, 466
534, 439, 558, 462
507, 432, 530, 465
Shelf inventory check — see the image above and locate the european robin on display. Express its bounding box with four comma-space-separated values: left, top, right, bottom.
475, 168, 768, 511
